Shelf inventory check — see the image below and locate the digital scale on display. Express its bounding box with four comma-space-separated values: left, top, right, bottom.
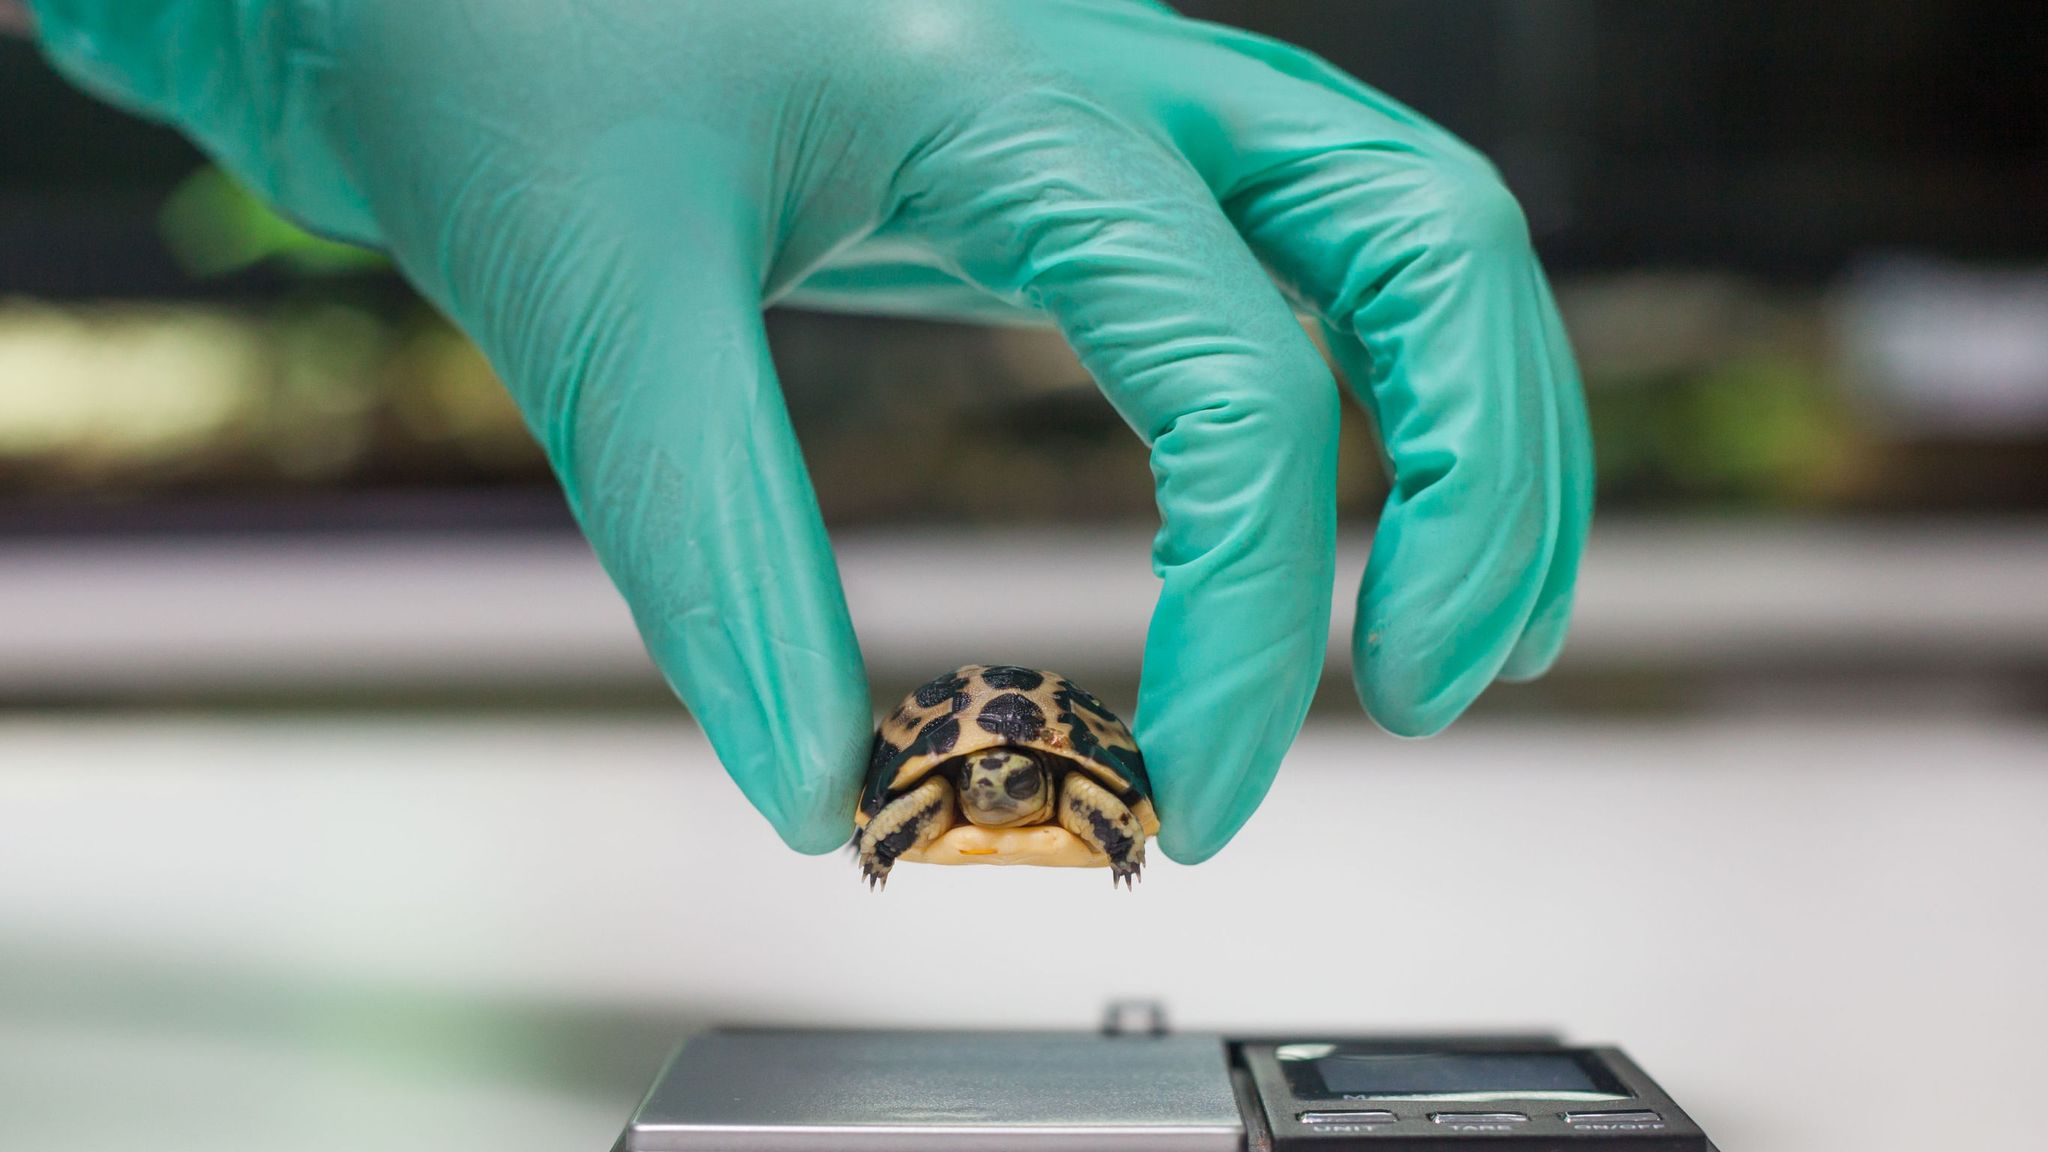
610, 1010, 1714, 1151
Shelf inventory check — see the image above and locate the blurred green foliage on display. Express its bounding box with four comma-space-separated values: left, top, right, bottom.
1588, 354, 1865, 510
159, 167, 387, 279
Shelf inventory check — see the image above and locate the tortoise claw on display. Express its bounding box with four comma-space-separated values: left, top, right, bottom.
858, 848, 894, 892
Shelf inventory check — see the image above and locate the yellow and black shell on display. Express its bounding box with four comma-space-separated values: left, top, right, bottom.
856, 664, 1154, 827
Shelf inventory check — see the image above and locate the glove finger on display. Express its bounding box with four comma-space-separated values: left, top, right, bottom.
382, 132, 873, 854
899, 92, 1340, 864
1497, 270, 1593, 683
1226, 138, 1578, 737
569, 275, 873, 855
1179, 30, 1593, 695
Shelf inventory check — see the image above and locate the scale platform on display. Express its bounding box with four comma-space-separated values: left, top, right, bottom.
621, 1029, 1241, 1152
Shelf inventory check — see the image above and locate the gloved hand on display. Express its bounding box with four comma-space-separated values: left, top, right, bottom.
31, 0, 1590, 863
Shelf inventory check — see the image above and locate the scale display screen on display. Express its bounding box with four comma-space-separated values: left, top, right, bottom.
1277, 1045, 1634, 1102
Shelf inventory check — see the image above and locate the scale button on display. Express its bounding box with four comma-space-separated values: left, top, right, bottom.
1429, 1111, 1530, 1126
1562, 1110, 1666, 1127
1298, 1110, 1397, 1125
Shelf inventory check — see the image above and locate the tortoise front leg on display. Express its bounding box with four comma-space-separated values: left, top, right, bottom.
855, 775, 955, 890
1058, 773, 1146, 888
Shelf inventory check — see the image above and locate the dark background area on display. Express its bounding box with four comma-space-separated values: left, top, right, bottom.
1188, 0, 2048, 273
2, 0, 2045, 530
8, 0, 2044, 291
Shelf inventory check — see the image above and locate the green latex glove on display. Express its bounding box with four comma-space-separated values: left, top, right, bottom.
31, 0, 1590, 862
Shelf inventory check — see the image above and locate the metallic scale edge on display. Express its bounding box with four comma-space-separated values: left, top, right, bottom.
627, 1031, 1244, 1152
630, 1125, 1244, 1152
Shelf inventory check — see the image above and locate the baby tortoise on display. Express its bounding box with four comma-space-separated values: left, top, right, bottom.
853, 664, 1158, 889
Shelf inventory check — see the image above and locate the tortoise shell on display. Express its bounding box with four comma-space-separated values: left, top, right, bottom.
857, 664, 1152, 824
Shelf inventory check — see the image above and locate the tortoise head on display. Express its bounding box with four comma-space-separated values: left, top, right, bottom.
954, 749, 1054, 828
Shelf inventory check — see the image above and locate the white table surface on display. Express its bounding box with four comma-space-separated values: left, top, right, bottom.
2, 712, 2042, 1151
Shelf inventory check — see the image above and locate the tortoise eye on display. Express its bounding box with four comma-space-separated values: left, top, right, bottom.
1004, 767, 1043, 799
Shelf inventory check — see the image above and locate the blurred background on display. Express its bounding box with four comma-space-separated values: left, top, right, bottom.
1, 2, 2043, 1151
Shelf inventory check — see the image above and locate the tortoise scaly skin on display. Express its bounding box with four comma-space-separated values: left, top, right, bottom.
853, 665, 1155, 889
